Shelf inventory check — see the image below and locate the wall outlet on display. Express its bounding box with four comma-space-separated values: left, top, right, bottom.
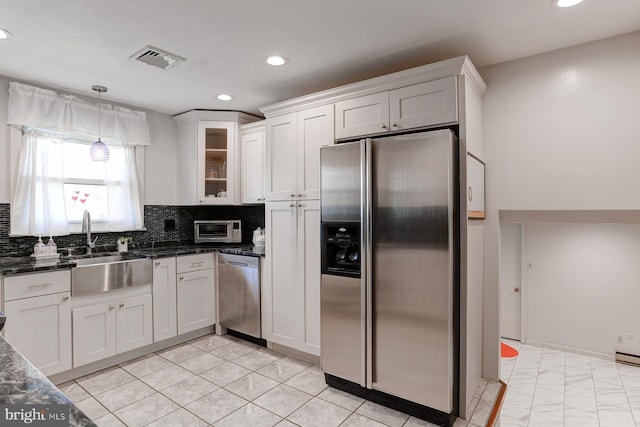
618, 336, 624, 343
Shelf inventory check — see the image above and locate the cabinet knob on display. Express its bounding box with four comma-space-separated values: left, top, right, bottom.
179, 275, 184, 281
297, 194, 302, 198
257, 198, 265, 201
391, 122, 398, 128
290, 194, 296, 198
297, 203, 302, 207
109, 304, 115, 310
155, 261, 160, 266
62, 295, 70, 301
289, 204, 295, 208
119, 303, 125, 308
514, 287, 520, 293
381, 123, 387, 129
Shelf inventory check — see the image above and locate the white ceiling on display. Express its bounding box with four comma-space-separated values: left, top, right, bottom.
1, 0, 639, 116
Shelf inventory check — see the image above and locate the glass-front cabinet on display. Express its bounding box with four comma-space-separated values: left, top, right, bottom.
174, 111, 260, 205
199, 121, 233, 204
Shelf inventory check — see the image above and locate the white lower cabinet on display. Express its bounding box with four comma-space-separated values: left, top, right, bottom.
116, 294, 153, 353
177, 254, 216, 335
72, 300, 116, 366
263, 199, 320, 355
72, 293, 153, 367
152, 257, 177, 341
3, 291, 72, 376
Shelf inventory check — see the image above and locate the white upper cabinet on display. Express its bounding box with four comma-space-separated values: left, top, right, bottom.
174, 110, 260, 205
240, 121, 266, 204
265, 105, 334, 201
335, 76, 458, 140
335, 92, 389, 139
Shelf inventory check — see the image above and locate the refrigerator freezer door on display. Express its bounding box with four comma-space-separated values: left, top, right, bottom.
370, 130, 455, 412
320, 140, 366, 386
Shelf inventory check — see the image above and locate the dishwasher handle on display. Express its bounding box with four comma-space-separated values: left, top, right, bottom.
228, 261, 249, 267
218, 253, 260, 269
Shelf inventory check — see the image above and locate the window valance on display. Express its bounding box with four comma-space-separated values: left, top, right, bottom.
7, 82, 151, 146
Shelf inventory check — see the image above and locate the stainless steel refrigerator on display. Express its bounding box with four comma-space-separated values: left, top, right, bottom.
320, 129, 458, 426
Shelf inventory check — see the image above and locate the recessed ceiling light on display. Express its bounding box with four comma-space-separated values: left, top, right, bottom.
0, 28, 13, 39
217, 94, 233, 101
265, 55, 288, 66
551, 0, 584, 7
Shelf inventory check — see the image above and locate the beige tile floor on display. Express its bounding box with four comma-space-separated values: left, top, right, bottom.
58, 333, 494, 427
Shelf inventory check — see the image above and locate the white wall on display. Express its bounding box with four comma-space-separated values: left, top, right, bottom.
480, 30, 640, 378
0, 76, 178, 205
525, 223, 640, 358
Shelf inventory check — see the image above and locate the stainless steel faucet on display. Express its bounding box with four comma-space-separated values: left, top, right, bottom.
81, 209, 98, 254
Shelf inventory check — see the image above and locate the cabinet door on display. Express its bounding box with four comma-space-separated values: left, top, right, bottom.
116, 294, 153, 353
263, 201, 299, 347
265, 113, 297, 201
241, 128, 265, 203
335, 92, 389, 140
73, 301, 116, 367
197, 121, 236, 205
297, 105, 334, 200
389, 77, 458, 131
298, 200, 321, 355
153, 257, 177, 342
4, 292, 72, 376
177, 269, 215, 334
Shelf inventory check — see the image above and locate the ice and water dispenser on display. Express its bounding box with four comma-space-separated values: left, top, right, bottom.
321, 223, 361, 277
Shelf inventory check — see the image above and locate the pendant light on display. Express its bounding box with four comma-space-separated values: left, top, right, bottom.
90, 85, 110, 162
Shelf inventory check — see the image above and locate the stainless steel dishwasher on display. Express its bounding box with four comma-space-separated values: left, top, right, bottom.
217, 253, 261, 338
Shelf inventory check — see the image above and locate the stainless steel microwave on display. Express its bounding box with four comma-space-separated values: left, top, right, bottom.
194, 220, 242, 243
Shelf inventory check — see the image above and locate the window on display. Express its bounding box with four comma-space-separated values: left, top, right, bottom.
10, 131, 145, 236
63, 140, 109, 223
7, 82, 150, 237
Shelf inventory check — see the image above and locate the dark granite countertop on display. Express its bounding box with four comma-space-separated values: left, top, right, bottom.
0, 244, 264, 276
0, 256, 75, 276
0, 336, 96, 426
130, 243, 265, 259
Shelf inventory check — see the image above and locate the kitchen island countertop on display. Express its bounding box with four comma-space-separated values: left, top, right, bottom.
0, 335, 95, 426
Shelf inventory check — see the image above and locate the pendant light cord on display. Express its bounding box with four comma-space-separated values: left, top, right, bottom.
97, 89, 101, 141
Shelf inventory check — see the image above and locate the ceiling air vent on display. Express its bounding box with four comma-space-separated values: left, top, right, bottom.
130, 45, 186, 70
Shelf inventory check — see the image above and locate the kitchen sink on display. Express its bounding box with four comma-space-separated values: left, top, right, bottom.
70, 253, 152, 296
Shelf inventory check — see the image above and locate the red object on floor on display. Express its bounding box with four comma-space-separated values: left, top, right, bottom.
501, 342, 519, 358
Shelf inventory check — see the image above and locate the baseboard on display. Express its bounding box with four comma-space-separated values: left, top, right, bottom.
616, 352, 640, 366
49, 326, 215, 384
268, 342, 320, 365
525, 339, 614, 361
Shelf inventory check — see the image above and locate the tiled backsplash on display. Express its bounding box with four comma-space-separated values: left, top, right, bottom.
0, 203, 265, 256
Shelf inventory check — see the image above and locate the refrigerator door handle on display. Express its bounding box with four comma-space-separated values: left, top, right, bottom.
364, 138, 373, 389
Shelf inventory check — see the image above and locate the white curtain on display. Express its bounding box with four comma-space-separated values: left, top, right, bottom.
106, 145, 144, 231
11, 130, 70, 236
7, 82, 151, 146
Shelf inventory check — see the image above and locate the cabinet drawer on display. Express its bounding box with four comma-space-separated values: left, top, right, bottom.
4, 270, 71, 301
176, 253, 215, 273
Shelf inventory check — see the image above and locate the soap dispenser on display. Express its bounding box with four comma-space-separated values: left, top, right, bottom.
34, 236, 46, 256
46, 236, 57, 256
